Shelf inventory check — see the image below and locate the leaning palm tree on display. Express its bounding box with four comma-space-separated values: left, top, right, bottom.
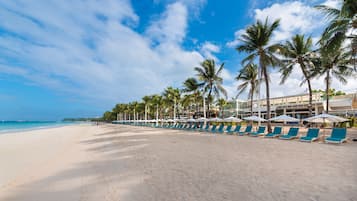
315, 0, 357, 60
236, 17, 281, 132
236, 63, 260, 116
279, 34, 319, 117
317, 46, 355, 113
194, 59, 227, 118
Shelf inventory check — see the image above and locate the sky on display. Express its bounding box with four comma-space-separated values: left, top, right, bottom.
0, 0, 355, 120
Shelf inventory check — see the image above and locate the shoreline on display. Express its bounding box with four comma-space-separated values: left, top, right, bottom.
0, 122, 92, 135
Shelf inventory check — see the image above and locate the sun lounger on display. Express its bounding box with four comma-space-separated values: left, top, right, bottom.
238, 125, 252, 136
190, 123, 198, 131
224, 125, 232, 133
279, 127, 299, 140
199, 123, 210, 132
213, 123, 225, 133
209, 125, 217, 133
264, 127, 282, 138
180, 124, 188, 130
325, 128, 347, 144
299, 128, 319, 142
227, 125, 241, 135
249, 126, 266, 137
196, 122, 204, 130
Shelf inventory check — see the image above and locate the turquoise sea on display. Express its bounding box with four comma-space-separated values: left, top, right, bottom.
0, 121, 79, 134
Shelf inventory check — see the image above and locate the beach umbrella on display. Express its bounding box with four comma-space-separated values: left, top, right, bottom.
269, 114, 299, 133
187, 118, 196, 122
208, 117, 222, 122
304, 113, 348, 123
196, 117, 207, 122
304, 113, 348, 141
269, 114, 299, 122
243, 115, 267, 122
223, 116, 242, 123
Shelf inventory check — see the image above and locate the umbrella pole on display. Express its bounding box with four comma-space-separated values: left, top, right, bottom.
323, 118, 326, 143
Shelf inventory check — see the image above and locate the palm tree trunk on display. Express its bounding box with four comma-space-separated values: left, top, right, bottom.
307, 79, 313, 116
262, 65, 272, 133
250, 91, 253, 116
207, 89, 212, 118
325, 70, 330, 114
259, 54, 272, 133
299, 61, 313, 117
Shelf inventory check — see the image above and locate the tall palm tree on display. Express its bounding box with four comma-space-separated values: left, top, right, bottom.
216, 98, 227, 117
194, 59, 227, 117
315, 0, 357, 61
318, 46, 354, 113
151, 94, 164, 119
279, 34, 319, 117
182, 77, 203, 114
236, 63, 259, 116
142, 95, 152, 120
162, 87, 180, 119
236, 17, 281, 132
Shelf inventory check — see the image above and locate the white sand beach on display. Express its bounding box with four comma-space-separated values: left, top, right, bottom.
0, 124, 356, 201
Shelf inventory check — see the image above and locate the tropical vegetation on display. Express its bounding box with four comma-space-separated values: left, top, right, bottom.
102, 0, 356, 122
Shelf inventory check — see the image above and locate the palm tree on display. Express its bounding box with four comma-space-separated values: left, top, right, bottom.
315, 0, 357, 61
182, 77, 203, 115
279, 34, 319, 117
162, 87, 180, 119
318, 46, 354, 113
151, 94, 163, 120
142, 95, 152, 120
236, 17, 281, 132
194, 59, 227, 118
236, 63, 259, 116
216, 98, 227, 117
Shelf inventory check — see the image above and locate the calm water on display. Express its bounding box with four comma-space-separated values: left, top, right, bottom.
0, 121, 79, 133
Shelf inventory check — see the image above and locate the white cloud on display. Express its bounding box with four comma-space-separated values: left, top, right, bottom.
0, 0, 206, 106
226, 29, 245, 48
322, 0, 340, 8
146, 2, 187, 44
200, 42, 220, 61
227, 1, 325, 47
254, 1, 324, 43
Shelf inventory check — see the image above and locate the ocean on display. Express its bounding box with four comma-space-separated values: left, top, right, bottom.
0, 121, 80, 134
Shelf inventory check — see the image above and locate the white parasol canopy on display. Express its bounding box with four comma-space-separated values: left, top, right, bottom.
223, 116, 242, 122
187, 118, 196, 122
269, 115, 299, 122
243, 115, 267, 122
304, 113, 348, 123
196, 117, 207, 122
208, 117, 222, 122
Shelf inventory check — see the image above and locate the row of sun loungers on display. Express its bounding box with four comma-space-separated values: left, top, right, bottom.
142, 122, 348, 144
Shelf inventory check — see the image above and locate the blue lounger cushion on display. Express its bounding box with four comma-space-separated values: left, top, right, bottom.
249, 126, 266, 137
227, 125, 241, 134
279, 127, 299, 140
325, 128, 347, 144
238, 126, 252, 135
264, 127, 282, 138
300, 128, 319, 142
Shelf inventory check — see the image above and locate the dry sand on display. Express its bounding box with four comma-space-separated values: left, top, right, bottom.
0, 124, 356, 201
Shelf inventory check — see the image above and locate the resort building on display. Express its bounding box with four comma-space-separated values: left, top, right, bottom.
222, 92, 357, 119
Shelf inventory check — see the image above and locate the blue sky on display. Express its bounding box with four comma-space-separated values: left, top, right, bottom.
0, 0, 354, 120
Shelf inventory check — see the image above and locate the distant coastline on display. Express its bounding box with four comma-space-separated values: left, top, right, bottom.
0, 121, 86, 134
